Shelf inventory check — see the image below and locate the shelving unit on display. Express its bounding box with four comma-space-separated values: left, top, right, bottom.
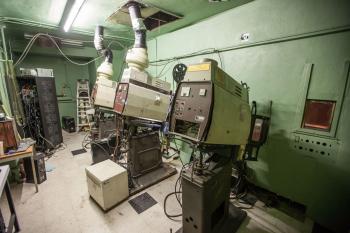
76, 79, 92, 132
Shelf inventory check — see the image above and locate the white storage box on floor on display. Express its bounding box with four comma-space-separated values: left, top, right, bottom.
85, 159, 128, 210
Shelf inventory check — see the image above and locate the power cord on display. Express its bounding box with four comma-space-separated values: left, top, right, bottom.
163, 144, 196, 220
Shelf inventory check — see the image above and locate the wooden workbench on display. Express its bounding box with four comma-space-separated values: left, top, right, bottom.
0, 146, 38, 193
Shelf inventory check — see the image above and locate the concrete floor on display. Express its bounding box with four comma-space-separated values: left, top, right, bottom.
1, 131, 314, 233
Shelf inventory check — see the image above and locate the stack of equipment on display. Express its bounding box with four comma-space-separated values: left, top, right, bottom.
169, 59, 251, 233
108, 1, 176, 195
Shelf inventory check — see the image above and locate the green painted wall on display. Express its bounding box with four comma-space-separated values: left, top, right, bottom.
5, 34, 126, 124
15, 54, 91, 122
14, 50, 125, 123
147, 0, 350, 232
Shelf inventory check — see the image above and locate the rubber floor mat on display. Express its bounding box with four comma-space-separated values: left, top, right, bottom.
71, 148, 87, 156
128, 192, 157, 214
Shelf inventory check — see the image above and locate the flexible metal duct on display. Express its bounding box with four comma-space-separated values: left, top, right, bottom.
127, 1, 146, 48
94, 25, 113, 63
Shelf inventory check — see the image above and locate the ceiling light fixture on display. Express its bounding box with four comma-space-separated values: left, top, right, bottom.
63, 0, 86, 32
24, 33, 84, 47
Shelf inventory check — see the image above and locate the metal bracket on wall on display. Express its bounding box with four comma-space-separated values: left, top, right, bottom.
294, 63, 314, 129
333, 60, 350, 137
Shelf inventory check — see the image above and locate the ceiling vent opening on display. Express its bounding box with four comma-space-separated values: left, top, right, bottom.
143, 11, 181, 30
107, 2, 182, 31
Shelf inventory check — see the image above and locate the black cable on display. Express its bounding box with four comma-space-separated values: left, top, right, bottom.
237, 205, 254, 210
164, 148, 195, 220
106, 132, 116, 149
174, 170, 184, 207
163, 191, 183, 220
82, 131, 92, 149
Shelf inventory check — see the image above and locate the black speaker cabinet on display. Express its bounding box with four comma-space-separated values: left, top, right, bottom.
62, 116, 76, 133
24, 152, 47, 184
91, 136, 116, 164
128, 132, 162, 178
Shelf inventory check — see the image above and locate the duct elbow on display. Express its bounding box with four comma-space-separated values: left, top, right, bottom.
125, 1, 148, 70
103, 48, 113, 64
94, 25, 114, 64
94, 25, 104, 51
127, 1, 147, 49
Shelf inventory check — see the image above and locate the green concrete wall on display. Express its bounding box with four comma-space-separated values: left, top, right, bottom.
15, 50, 125, 123
147, 0, 350, 232
15, 54, 91, 122
2, 34, 126, 124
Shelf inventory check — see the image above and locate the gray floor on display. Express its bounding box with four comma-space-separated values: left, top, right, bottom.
1, 131, 314, 233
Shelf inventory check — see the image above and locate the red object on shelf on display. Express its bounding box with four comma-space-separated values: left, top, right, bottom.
0, 118, 19, 152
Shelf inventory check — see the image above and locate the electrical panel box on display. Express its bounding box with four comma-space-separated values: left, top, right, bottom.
85, 160, 128, 211
170, 59, 251, 145
91, 78, 118, 109
114, 69, 171, 122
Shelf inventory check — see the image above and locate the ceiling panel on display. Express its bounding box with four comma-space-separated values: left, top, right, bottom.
0, 0, 67, 24
72, 0, 133, 39
0, 0, 253, 46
